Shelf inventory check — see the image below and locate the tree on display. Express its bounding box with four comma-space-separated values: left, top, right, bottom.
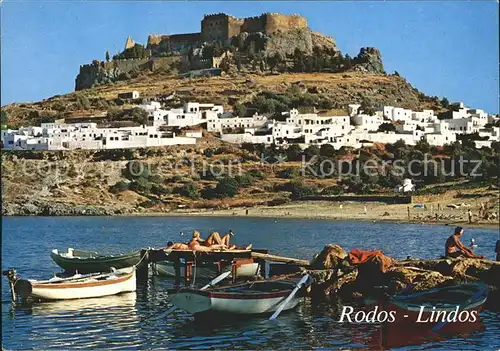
128, 107, 149, 125
213, 42, 223, 57
278, 167, 300, 179
234, 174, 254, 187
441, 97, 450, 108
234, 104, 246, 117
105, 50, 110, 62
360, 97, 377, 116
236, 55, 242, 71
1, 110, 7, 129
75, 93, 91, 110
286, 144, 303, 161
213, 177, 239, 198
248, 41, 256, 59
320, 144, 336, 157
415, 139, 431, 153
175, 182, 200, 199
304, 145, 320, 159
378, 122, 396, 133
343, 54, 352, 70
202, 45, 214, 60
293, 48, 306, 72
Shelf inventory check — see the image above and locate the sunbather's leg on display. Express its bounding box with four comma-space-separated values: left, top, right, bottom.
205, 232, 223, 246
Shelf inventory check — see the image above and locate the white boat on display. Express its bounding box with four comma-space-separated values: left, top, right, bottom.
170, 279, 304, 317
155, 261, 260, 279
11, 269, 136, 301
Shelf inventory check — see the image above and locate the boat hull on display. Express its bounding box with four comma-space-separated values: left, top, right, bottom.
382, 283, 488, 326
155, 261, 260, 279
51, 248, 142, 274
170, 280, 302, 316
16, 270, 137, 301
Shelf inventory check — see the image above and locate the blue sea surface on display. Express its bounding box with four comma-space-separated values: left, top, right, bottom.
2, 216, 499, 350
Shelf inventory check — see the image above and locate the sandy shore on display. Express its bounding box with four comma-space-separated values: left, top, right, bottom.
132, 200, 499, 230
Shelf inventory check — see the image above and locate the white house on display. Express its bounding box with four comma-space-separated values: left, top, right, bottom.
350, 114, 384, 131
1, 122, 196, 151
394, 178, 415, 193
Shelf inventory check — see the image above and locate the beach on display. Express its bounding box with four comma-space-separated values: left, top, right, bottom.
145, 200, 500, 230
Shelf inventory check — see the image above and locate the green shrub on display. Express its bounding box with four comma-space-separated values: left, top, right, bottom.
247, 169, 265, 179
285, 144, 303, 161
320, 144, 336, 158
122, 161, 152, 180
321, 186, 343, 196
276, 181, 316, 199
213, 177, 239, 198
174, 182, 200, 199
278, 167, 300, 179
234, 173, 254, 187
129, 177, 153, 194
289, 182, 316, 199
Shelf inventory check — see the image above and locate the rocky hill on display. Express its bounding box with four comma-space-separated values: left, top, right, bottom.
3, 71, 445, 129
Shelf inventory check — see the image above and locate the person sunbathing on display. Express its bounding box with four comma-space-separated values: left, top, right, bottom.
192, 230, 252, 250
165, 240, 225, 252
445, 227, 484, 259
165, 241, 190, 250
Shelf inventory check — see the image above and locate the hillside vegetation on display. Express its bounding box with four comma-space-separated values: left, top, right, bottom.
3, 71, 445, 129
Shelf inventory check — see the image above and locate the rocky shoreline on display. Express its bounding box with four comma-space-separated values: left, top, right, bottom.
1, 201, 124, 217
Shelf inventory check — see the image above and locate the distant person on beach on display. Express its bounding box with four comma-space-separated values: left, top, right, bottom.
445, 227, 484, 259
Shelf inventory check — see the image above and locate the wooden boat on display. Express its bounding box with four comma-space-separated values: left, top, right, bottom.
383, 283, 488, 326
155, 260, 260, 279
11, 269, 136, 301
51, 248, 142, 274
170, 278, 306, 317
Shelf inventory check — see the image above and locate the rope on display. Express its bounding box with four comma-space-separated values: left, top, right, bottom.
133, 248, 150, 269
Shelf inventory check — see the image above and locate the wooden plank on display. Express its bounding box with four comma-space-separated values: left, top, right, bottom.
251, 252, 310, 266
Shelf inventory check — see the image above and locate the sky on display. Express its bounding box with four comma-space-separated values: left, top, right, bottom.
1, 1, 499, 113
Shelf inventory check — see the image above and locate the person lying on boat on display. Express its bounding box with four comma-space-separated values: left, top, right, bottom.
164, 241, 223, 252
445, 227, 484, 259
192, 230, 252, 250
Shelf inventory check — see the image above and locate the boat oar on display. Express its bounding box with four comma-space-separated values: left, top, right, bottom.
150, 271, 232, 321
200, 271, 231, 290
269, 274, 311, 321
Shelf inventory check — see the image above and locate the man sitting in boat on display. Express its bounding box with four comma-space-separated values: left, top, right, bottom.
445, 227, 484, 259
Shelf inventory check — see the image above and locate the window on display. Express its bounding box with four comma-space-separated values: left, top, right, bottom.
8, 141, 13, 144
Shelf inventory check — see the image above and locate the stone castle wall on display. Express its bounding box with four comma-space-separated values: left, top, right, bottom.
240, 15, 266, 33
147, 34, 167, 47
199, 12, 308, 42
263, 13, 308, 34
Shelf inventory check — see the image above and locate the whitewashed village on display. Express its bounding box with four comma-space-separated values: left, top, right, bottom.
1, 91, 499, 151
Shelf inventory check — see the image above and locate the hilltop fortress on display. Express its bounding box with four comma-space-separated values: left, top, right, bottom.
75, 12, 384, 91
145, 13, 309, 54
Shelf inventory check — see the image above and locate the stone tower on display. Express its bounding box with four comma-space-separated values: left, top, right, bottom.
125, 36, 136, 50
